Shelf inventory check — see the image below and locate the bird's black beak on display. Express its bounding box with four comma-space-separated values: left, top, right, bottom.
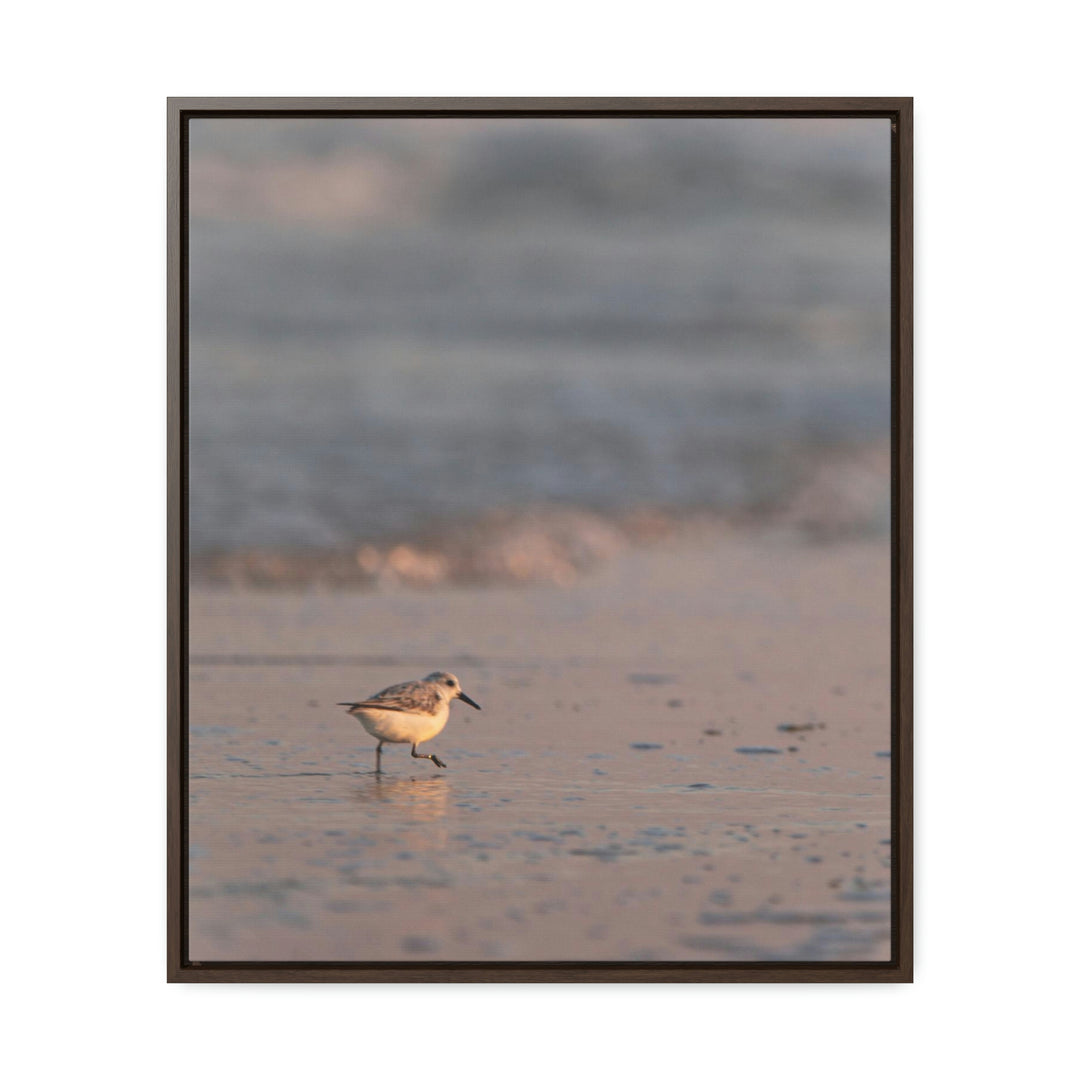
458, 691, 481, 710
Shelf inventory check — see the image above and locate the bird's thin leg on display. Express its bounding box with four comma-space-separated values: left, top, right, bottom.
411, 743, 447, 769
375, 741, 384, 773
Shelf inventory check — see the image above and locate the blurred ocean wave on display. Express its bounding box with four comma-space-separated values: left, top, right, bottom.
188, 118, 891, 561
191, 443, 889, 590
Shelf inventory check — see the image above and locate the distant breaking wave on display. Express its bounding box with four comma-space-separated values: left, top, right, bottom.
190, 442, 888, 590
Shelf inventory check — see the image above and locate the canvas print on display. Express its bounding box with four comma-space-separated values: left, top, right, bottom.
185, 115, 894, 964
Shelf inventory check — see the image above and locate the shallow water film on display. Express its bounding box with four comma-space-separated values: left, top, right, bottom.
187, 539, 891, 962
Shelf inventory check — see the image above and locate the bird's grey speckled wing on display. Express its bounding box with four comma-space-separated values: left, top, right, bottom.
349, 680, 442, 715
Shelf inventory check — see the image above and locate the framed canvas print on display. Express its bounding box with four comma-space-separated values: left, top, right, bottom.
168, 97, 912, 982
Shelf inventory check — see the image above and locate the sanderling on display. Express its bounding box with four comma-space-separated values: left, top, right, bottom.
338, 671, 480, 772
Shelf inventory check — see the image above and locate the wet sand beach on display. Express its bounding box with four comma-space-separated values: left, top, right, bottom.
188, 529, 891, 962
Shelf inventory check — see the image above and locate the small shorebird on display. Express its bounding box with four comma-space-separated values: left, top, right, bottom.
338, 671, 480, 772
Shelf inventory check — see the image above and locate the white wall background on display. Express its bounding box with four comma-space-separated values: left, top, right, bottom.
3, 2, 1074, 1077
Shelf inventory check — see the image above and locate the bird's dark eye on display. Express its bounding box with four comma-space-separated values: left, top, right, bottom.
445, 678, 454, 686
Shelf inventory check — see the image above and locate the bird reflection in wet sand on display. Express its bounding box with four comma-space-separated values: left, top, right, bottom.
355, 775, 450, 831
338, 671, 480, 772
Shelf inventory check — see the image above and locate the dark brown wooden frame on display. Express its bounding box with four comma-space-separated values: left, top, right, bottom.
168, 97, 913, 983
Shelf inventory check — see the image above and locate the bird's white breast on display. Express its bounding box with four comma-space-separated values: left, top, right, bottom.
352, 702, 450, 744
